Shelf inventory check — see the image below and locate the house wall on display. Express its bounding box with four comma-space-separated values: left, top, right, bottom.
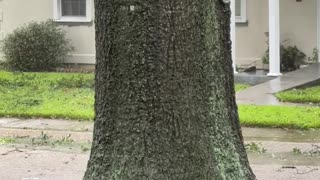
0, 0, 96, 64
0, 0, 317, 66
237, 0, 317, 67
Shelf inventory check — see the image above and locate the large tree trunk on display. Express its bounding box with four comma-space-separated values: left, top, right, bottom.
84, 0, 255, 179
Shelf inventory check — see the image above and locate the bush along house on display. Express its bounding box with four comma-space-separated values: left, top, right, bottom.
0, 0, 319, 75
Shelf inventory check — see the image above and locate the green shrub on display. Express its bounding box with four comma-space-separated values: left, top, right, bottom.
307, 48, 319, 64
262, 45, 306, 72
1, 20, 73, 72
262, 33, 306, 72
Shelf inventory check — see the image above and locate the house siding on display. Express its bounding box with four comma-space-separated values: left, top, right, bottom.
237, 0, 317, 67
0, 0, 317, 66
0, 0, 95, 64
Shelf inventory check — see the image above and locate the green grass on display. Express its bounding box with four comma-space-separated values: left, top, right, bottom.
239, 105, 320, 129
0, 71, 94, 120
1, 71, 319, 129
0, 137, 16, 144
235, 84, 250, 92
276, 86, 320, 104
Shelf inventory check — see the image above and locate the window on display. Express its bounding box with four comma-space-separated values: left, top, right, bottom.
54, 0, 91, 22
235, 0, 247, 23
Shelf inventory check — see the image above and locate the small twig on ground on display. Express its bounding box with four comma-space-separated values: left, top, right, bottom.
278, 166, 296, 172
296, 168, 319, 175
281, 166, 296, 169
1, 148, 23, 155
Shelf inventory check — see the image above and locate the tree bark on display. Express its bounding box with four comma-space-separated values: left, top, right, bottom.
84, 0, 255, 179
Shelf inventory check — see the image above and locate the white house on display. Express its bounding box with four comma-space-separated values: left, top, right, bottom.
0, 0, 96, 64
0, 0, 319, 76
230, 0, 320, 76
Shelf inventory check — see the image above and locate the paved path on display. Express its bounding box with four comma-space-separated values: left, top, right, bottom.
2, 118, 320, 179
1, 146, 320, 180
2, 118, 320, 143
236, 63, 320, 105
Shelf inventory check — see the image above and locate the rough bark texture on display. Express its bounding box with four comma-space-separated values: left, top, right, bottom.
84, 0, 256, 179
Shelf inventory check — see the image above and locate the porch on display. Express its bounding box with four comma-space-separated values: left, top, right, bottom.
230, 0, 320, 76
236, 63, 320, 105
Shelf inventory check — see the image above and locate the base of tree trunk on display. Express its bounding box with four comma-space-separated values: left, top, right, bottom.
84, 1, 256, 179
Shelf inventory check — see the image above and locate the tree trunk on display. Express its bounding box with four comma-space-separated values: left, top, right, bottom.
84, 0, 255, 179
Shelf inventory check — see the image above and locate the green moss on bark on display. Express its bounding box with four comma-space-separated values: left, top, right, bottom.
84, 1, 255, 179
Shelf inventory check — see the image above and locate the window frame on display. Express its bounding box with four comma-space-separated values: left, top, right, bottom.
53, 0, 92, 22
236, 0, 247, 23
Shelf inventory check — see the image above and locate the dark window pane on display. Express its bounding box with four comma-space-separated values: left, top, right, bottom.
235, 0, 241, 17
61, 0, 86, 17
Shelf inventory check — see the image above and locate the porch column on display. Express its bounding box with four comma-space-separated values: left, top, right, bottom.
317, 0, 320, 62
230, 0, 238, 73
268, 0, 282, 76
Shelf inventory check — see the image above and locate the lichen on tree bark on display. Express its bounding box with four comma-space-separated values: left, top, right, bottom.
84, 0, 256, 179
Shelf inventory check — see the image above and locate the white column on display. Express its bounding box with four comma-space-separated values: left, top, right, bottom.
317, 0, 320, 62
230, 0, 238, 73
268, 0, 282, 76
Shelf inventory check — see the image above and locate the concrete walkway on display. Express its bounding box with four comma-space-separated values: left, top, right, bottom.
236, 63, 320, 105
2, 118, 320, 143
2, 117, 320, 179
1, 146, 320, 180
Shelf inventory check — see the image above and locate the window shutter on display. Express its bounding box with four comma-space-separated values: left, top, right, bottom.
61, 0, 86, 16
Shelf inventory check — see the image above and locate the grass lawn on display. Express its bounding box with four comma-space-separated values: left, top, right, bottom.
239, 105, 320, 129
276, 86, 320, 104
0, 71, 94, 120
235, 84, 250, 92
1, 71, 319, 129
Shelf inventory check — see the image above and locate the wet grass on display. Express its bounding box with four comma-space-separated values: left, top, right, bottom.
0, 137, 16, 144
0, 71, 249, 121
239, 105, 320, 129
1, 71, 319, 129
0, 71, 94, 120
235, 84, 250, 92
276, 86, 320, 104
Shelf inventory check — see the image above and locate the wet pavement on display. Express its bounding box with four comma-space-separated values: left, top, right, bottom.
236, 63, 320, 105
242, 127, 320, 143
1, 145, 320, 180
2, 118, 320, 179
0, 118, 93, 132
3, 118, 320, 142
